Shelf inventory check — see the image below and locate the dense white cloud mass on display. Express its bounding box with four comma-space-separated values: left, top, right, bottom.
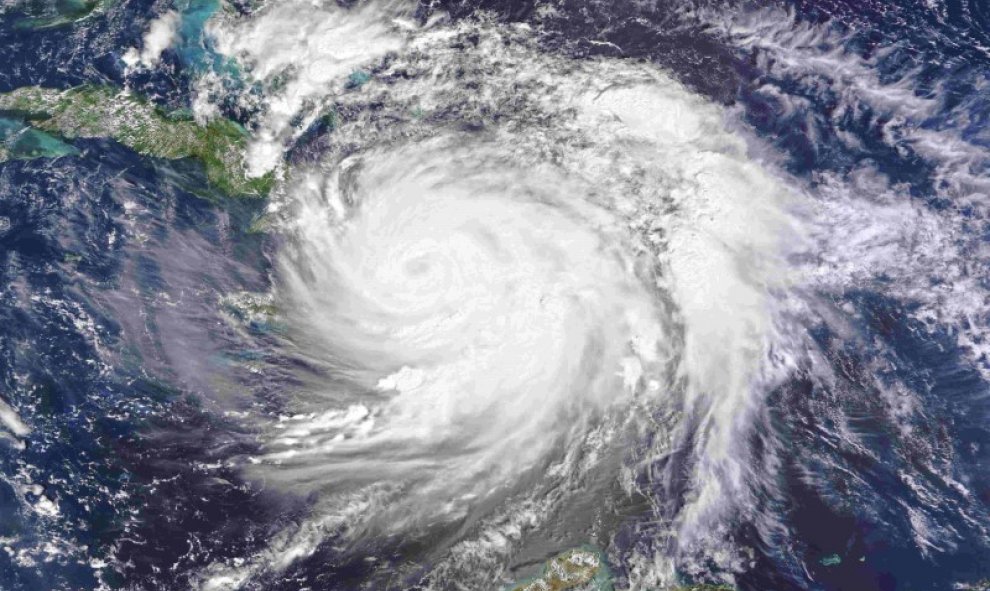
123, 10, 181, 69
192, 7, 797, 585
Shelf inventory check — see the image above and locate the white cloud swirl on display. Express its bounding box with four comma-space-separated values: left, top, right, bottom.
266, 136, 668, 525
196, 7, 796, 588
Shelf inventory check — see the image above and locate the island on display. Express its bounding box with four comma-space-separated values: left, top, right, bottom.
7, 0, 116, 29
507, 548, 612, 591
503, 548, 736, 591
0, 85, 272, 197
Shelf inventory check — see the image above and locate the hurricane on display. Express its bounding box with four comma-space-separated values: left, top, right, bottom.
272, 139, 669, 506
191, 24, 799, 582
1, 0, 989, 590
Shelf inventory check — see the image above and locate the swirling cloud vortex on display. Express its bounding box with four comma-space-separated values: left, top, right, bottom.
268, 138, 668, 524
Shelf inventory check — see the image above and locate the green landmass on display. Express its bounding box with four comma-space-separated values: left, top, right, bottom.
507, 549, 612, 591
7, 0, 116, 29
220, 291, 279, 331
0, 86, 272, 197
503, 547, 738, 591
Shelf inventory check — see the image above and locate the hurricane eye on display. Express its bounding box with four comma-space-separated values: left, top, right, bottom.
402, 255, 434, 277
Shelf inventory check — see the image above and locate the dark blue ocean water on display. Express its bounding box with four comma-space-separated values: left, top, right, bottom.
0, 1, 988, 590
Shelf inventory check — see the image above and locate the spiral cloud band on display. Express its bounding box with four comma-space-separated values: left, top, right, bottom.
269, 138, 668, 523
196, 8, 796, 588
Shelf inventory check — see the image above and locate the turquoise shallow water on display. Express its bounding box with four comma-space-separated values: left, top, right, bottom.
174, 0, 225, 73
0, 117, 78, 159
